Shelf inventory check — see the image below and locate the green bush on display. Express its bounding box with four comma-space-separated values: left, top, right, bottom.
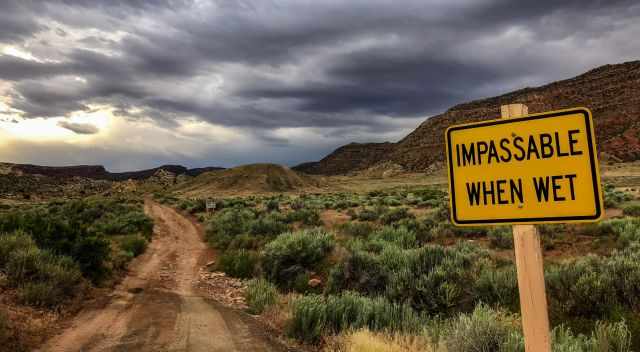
369, 226, 417, 249
444, 304, 523, 352
545, 246, 640, 320
205, 209, 255, 249
0, 231, 83, 307
380, 207, 414, 225
286, 208, 322, 226
488, 227, 514, 249
326, 249, 387, 296
288, 292, 424, 343
357, 208, 380, 221
216, 249, 259, 278
338, 222, 376, 237
395, 218, 435, 244
605, 218, 640, 245
0, 197, 151, 283
474, 267, 519, 310
622, 204, 640, 217
227, 234, 265, 250
245, 278, 278, 314
551, 321, 632, 352
265, 199, 280, 212
249, 213, 289, 237
384, 243, 490, 314
262, 229, 334, 289
604, 184, 633, 208
118, 235, 148, 257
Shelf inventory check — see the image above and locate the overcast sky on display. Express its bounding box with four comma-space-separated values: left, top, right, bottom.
0, 0, 638, 171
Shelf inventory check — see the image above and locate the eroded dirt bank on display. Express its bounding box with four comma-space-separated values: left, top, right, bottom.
39, 200, 285, 352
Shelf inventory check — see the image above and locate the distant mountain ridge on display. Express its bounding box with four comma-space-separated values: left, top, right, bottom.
5, 163, 225, 181
294, 60, 640, 175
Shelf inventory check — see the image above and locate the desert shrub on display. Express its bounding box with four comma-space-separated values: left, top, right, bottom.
217, 249, 259, 278
488, 227, 514, 249
118, 234, 148, 257
380, 208, 414, 225
383, 197, 402, 206
330, 242, 490, 315
605, 218, 640, 245
288, 292, 424, 343
178, 198, 206, 214
226, 234, 266, 250
604, 184, 633, 208
369, 226, 417, 249
338, 222, 376, 237
0, 197, 150, 283
551, 321, 632, 352
0, 231, 83, 307
392, 218, 435, 244
265, 199, 280, 212
205, 208, 255, 249
262, 229, 334, 288
413, 187, 447, 202
286, 208, 322, 226
545, 245, 640, 321
0, 230, 33, 267
94, 211, 154, 238
576, 222, 616, 237
546, 255, 616, 318
249, 213, 290, 237
622, 204, 640, 217
326, 249, 387, 296
474, 267, 519, 310
444, 304, 523, 352
357, 208, 381, 221
290, 198, 305, 210
590, 321, 633, 352
245, 278, 278, 314
385, 243, 490, 314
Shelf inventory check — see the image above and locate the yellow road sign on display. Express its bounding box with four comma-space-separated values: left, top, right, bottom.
445, 107, 603, 226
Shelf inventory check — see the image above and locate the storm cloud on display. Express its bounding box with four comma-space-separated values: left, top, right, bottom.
0, 0, 639, 169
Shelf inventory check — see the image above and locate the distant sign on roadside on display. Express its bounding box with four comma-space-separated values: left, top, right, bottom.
445, 107, 603, 225
206, 199, 216, 212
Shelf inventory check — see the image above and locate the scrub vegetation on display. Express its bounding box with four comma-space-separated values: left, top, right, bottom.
0, 197, 153, 307
172, 183, 640, 351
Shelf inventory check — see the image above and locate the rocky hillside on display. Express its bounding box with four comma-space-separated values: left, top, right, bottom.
293, 142, 394, 175
295, 60, 640, 175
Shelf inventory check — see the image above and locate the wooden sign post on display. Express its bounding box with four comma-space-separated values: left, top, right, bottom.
445, 104, 604, 351
501, 104, 551, 352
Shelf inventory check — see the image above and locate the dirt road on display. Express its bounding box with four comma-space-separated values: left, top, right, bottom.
40, 201, 286, 352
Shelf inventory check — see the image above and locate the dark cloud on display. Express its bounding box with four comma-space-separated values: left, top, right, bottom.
0, 0, 639, 166
57, 120, 99, 134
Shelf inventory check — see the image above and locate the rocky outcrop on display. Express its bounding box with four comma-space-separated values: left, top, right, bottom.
296, 60, 640, 174
293, 142, 395, 175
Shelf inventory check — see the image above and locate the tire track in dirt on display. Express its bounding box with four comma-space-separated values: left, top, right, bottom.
39, 200, 286, 352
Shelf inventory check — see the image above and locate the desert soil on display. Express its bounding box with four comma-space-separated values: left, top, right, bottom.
39, 200, 286, 352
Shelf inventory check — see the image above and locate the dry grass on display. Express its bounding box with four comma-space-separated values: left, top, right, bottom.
325, 330, 438, 352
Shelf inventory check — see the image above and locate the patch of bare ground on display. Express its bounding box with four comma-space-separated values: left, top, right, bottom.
320, 210, 350, 229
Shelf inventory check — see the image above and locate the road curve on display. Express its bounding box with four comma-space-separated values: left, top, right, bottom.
39, 200, 285, 352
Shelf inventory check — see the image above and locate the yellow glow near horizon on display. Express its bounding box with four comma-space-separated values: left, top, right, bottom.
0, 107, 112, 142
